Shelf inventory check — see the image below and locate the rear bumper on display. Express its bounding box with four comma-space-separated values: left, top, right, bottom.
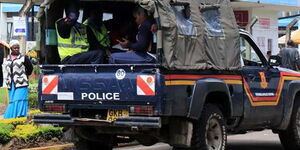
33, 114, 162, 129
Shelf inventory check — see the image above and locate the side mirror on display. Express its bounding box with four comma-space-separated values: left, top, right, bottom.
269, 55, 281, 66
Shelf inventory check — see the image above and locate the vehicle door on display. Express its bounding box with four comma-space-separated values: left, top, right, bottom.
240, 32, 283, 128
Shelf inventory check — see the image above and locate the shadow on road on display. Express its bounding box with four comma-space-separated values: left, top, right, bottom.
227, 142, 284, 150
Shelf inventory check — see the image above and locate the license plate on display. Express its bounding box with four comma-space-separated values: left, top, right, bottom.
106, 109, 129, 121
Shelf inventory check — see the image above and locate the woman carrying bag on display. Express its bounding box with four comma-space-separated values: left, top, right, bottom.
3, 40, 33, 119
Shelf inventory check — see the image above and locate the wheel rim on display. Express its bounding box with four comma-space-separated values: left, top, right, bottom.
205, 116, 222, 150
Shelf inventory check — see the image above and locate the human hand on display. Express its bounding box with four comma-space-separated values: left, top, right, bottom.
151, 24, 158, 34
126, 50, 135, 53
117, 38, 129, 48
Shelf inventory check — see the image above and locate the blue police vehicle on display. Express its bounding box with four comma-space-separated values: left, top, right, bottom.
34, 0, 300, 150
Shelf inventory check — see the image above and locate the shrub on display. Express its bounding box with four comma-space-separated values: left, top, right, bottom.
10, 124, 39, 140
28, 76, 39, 109
28, 109, 42, 117
0, 124, 14, 144
0, 117, 26, 126
39, 126, 63, 140
28, 93, 38, 109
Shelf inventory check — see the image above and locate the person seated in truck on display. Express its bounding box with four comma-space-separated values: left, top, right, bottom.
83, 8, 111, 63
109, 7, 156, 64
56, 1, 104, 64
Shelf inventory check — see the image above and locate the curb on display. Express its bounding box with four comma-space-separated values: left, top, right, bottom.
19, 141, 139, 150
21, 143, 74, 150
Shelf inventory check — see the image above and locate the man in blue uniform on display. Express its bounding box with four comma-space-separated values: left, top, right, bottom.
109, 7, 156, 64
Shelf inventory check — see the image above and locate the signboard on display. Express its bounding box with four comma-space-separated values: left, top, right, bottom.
257, 37, 266, 53
13, 17, 26, 36
234, 10, 249, 27
259, 18, 270, 29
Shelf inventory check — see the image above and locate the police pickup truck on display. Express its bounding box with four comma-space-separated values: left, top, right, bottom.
34, 0, 300, 150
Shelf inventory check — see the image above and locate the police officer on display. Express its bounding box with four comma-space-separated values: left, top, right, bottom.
84, 9, 110, 51
56, 1, 103, 64
109, 7, 156, 64
82, 8, 110, 63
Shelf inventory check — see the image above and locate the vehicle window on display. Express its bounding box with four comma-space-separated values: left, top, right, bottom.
172, 5, 196, 36
201, 8, 224, 37
240, 37, 262, 66
103, 13, 113, 21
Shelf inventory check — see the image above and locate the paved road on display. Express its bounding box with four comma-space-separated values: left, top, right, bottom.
114, 130, 284, 150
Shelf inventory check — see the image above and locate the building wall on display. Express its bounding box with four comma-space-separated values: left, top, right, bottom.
251, 9, 279, 55
0, 4, 8, 42
239, 0, 299, 6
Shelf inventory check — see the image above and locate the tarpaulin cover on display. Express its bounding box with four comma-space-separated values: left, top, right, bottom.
38, 0, 241, 70
156, 0, 241, 70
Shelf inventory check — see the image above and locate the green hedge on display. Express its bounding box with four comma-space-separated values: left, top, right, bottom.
28, 74, 38, 109
0, 124, 14, 144
10, 124, 40, 140
0, 117, 27, 127
8, 124, 63, 142
39, 126, 63, 140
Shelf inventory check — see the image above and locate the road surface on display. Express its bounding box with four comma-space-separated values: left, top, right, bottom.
114, 130, 284, 150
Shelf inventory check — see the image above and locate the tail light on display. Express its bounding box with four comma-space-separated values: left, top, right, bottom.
43, 104, 65, 113
129, 106, 154, 116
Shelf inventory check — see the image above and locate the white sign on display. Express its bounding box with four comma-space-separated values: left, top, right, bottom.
13, 17, 26, 36
115, 69, 126, 80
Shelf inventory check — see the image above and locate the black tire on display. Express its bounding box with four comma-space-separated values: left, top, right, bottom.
173, 104, 227, 150
279, 101, 300, 150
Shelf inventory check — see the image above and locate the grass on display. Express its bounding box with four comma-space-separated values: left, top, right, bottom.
0, 88, 8, 105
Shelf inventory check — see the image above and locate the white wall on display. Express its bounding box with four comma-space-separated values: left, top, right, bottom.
0, 4, 8, 42
251, 9, 279, 55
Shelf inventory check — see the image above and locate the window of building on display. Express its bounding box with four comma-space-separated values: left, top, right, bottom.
172, 5, 196, 36
202, 8, 224, 37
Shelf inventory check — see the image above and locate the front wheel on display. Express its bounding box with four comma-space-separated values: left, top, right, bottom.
279, 101, 300, 150
174, 104, 227, 150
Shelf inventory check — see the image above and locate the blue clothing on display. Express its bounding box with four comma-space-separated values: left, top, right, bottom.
110, 19, 155, 64
61, 50, 105, 64
4, 82, 28, 119
128, 19, 153, 53
109, 52, 155, 64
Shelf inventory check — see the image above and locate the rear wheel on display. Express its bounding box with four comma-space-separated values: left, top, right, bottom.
173, 104, 227, 150
279, 101, 300, 150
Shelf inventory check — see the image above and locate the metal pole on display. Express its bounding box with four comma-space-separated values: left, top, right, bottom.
285, 17, 300, 46
246, 16, 258, 34
31, 7, 34, 41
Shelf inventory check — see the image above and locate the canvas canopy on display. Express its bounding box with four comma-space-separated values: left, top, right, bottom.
156, 0, 241, 70
37, 0, 241, 70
